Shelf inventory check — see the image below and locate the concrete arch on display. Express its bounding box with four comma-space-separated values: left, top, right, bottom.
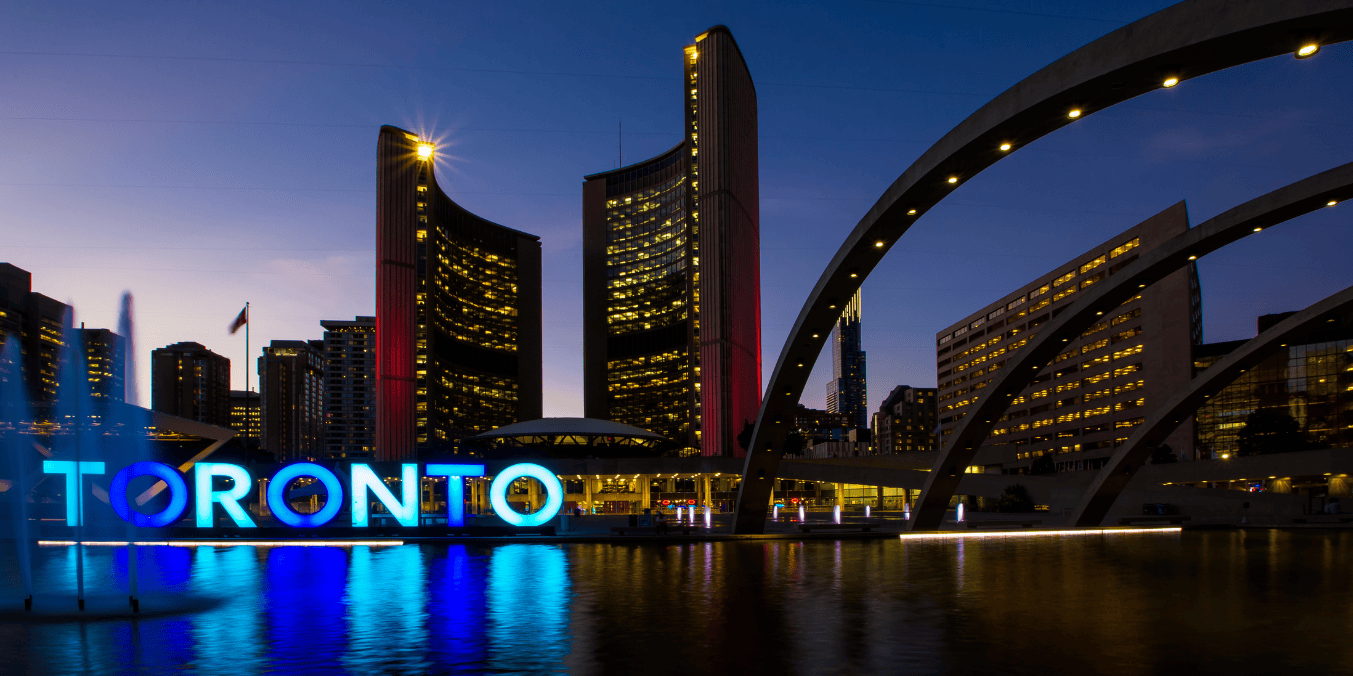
1069, 286, 1353, 526
732, 0, 1353, 533
905, 163, 1353, 531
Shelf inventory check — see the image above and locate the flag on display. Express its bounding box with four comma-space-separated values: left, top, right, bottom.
228, 306, 248, 334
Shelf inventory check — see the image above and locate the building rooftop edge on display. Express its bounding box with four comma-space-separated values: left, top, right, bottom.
933, 200, 1188, 339
582, 139, 687, 181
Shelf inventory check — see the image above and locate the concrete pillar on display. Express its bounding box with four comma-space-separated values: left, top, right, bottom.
835, 483, 844, 507
703, 474, 712, 508
584, 476, 593, 513
634, 475, 645, 514
876, 484, 884, 508
528, 477, 540, 512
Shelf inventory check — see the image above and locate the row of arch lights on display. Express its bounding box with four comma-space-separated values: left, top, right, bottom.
885, 42, 1333, 249
775, 42, 1338, 429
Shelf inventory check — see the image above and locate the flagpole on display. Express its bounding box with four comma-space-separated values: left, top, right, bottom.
245, 302, 250, 394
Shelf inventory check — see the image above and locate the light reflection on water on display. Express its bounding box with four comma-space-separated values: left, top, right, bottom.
1, 530, 1351, 675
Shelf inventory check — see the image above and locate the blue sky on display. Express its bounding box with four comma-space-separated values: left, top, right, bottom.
2, 0, 1350, 414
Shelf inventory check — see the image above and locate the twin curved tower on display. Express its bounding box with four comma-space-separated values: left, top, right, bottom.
375, 126, 543, 461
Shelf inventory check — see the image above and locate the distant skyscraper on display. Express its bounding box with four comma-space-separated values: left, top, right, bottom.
79, 327, 124, 402
259, 340, 324, 462
229, 389, 261, 441
321, 316, 375, 458
582, 26, 761, 457
827, 290, 867, 430
375, 125, 543, 461
151, 341, 231, 426
872, 385, 937, 454
0, 263, 70, 408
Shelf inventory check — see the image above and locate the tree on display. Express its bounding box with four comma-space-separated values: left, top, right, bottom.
996, 484, 1036, 513
1029, 454, 1055, 475
736, 419, 755, 454
1236, 409, 1305, 456
1150, 443, 1178, 464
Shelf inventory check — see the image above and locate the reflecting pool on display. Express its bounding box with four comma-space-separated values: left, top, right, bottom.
1, 530, 1351, 674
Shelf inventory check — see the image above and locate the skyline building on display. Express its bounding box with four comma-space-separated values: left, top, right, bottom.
151, 341, 231, 427
0, 263, 70, 408
872, 385, 937, 454
230, 389, 261, 441
322, 316, 375, 459
935, 202, 1202, 474
582, 26, 762, 457
375, 125, 543, 460
826, 290, 867, 430
259, 339, 324, 462
79, 327, 124, 402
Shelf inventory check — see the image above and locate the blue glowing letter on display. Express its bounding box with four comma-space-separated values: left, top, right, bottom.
195, 462, 257, 528
266, 463, 343, 528
424, 463, 485, 527
489, 463, 563, 527
110, 461, 188, 528
43, 460, 106, 527
351, 463, 418, 527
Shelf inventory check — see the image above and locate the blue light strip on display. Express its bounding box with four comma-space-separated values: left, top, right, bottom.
110, 461, 187, 527
425, 463, 485, 527
488, 463, 563, 527
42, 460, 105, 527
351, 463, 418, 527
266, 463, 344, 527
195, 463, 257, 528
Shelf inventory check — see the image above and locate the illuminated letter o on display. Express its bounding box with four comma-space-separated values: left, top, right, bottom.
267, 463, 343, 528
110, 461, 188, 528
489, 463, 564, 527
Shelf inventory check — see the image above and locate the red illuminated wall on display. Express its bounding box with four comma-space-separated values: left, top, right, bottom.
374, 126, 419, 461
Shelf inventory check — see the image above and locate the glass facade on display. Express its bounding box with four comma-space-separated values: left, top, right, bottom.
1195, 314, 1353, 458
583, 27, 760, 458
375, 125, 543, 460
598, 147, 697, 447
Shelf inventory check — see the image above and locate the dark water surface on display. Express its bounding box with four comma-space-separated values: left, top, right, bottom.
1, 529, 1350, 675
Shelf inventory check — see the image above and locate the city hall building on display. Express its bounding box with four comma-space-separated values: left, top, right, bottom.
375, 125, 543, 461
582, 26, 762, 457
935, 202, 1202, 473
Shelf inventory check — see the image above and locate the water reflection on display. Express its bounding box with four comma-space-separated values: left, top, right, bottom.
0, 532, 1351, 674
487, 544, 570, 673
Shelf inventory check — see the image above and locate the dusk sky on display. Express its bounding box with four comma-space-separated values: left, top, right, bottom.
3, 0, 1350, 415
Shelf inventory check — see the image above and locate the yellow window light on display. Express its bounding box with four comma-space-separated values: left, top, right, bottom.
1296, 44, 1319, 58
999, 143, 1012, 151
1068, 109, 1082, 119
907, 209, 917, 215
947, 176, 959, 184
1162, 77, 1179, 88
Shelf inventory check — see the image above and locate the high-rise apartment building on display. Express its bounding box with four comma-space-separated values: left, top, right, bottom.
0, 263, 70, 408
582, 26, 761, 457
229, 389, 261, 440
322, 316, 375, 458
259, 340, 324, 462
827, 290, 867, 429
1194, 311, 1353, 459
151, 341, 231, 426
872, 385, 937, 454
935, 203, 1201, 474
375, 124, 543, 460
79, 327, 124, 402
